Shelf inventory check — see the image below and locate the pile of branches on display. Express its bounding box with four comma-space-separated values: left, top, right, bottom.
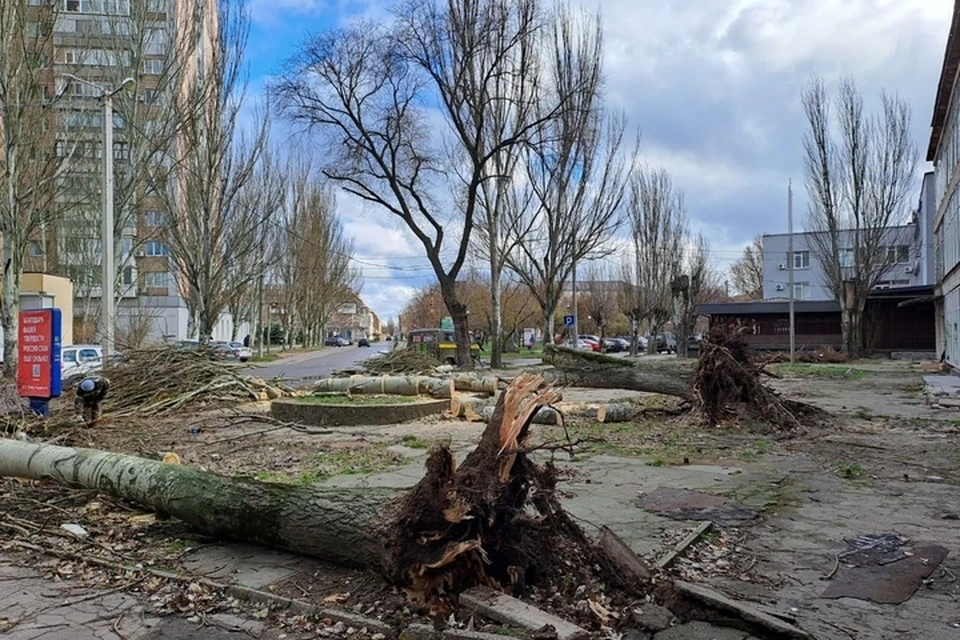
100, 347, 292, 418
361, 348, 443, 376
694, 328, 826, 432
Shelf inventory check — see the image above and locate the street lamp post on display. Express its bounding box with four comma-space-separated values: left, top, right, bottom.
62, 75, 134, 361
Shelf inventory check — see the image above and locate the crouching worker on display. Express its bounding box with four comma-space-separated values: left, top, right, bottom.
75, 375, 110, 426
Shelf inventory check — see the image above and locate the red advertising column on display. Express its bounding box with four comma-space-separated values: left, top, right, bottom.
17, 309, 63, 402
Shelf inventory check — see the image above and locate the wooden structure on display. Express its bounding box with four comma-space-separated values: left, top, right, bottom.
698, 285, 935, 353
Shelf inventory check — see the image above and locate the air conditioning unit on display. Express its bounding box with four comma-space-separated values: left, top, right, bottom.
135, 249, 145, 257
775, 284, 785, 291
778, 264, 786, 271
904, 266, 913, 273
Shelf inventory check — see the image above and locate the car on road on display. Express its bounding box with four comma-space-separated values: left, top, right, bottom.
358, 338, 370, 347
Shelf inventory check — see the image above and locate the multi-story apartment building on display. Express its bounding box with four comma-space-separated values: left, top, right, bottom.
761, 216, 934, 301
928, 0, 960, 366
15, 0, 246, 346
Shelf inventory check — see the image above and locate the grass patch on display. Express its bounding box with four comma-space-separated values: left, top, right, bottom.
772, 363, 867, 380
254, 443, 406, 484
399, 434, 442, 449
499, 346, 544, 360
839, 462, 864, 479
297, 393, 422, 405
249, 353, 280, 363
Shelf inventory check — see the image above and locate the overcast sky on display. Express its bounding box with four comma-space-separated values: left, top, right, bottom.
245, 0, 953, 321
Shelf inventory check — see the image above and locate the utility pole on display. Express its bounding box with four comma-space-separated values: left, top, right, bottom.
787, 180, 796, 364
256, 240, 265, 358
101, 90, 115, 360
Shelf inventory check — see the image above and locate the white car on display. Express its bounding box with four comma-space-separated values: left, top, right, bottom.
227, 341, 253, 362
61, 345, 104, 384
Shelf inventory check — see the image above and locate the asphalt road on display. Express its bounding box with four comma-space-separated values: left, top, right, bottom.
241, 344, 388, 384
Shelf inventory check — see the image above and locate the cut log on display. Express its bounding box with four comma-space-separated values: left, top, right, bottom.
451, 374, 500, 394
542, 345, 695, 401
450, 394, 499, 419
314, 376, 454, 399
478, 405, 559, 426
597, 402, 637, 423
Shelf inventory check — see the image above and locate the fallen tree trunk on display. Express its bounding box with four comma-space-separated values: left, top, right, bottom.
0, 438, 398, 569
313, 376, 454, 399
450, 394, 500, 419
541, 346, 695, 401
477, 405, 560, 425
0, 374, 617, 610
542, 338, 825, 431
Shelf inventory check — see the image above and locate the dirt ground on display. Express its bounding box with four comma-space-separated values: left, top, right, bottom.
2, 358, 959, 639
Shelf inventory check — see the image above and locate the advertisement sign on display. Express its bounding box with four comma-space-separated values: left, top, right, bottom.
523, 327, 537, 347
17, 308, 62, 399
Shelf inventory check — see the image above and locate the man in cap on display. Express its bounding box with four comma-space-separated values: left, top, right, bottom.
74, 375, 110, 426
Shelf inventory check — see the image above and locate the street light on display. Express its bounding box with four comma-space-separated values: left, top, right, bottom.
61, 74, 135, 361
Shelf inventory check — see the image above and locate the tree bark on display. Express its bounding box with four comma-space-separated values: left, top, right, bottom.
313, 376, 454, 399
0, 439, 398, 569
2, 233, 21, 378
542, 345, 695, 401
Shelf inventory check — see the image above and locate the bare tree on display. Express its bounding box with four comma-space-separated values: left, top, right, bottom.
672, 233, 716, 358
730, 235, 764, 300
275, 160, 360, 348
505, 8, 633, 342
0, 1, 79, 375
274, 0, 557, 368
624, 166, 686, 355
802, 77, 916, 356
158, 1, 280, 342
582, 264, 620, 346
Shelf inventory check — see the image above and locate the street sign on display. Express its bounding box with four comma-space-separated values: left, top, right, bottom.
440, 316, 454, 331
18, 308, 62, 399
563, 315, 575, 327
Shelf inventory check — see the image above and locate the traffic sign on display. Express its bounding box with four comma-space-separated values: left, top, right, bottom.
563, 315, 575, 327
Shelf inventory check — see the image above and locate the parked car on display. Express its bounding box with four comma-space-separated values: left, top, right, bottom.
227, 341, 253, 362
603, 337, 629, 353
652, 332, 678, 353
563, 339, 595, 351
337, 337, 351, 346
358, 338, 370, 347
324, 337, 343, 347
577, 335, 602, 352
61, 345, 104, 385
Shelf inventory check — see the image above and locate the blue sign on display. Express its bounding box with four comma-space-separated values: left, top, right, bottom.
563, 315, 575, 327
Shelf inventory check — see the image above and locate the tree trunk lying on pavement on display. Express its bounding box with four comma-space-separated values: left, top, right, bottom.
0, 374, 625, 611
542, 335, 826, 431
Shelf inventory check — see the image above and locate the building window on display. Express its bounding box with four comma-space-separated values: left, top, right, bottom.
793, 251, 810, 269
143, 58, 164, 75
144, 210, 166, 227
145, 241, 168, 256
122, 266, 133, 286
28, 241, 45, 257
839, 249, 854, 268
793, 282, 811, 300
64, 0, 80, 11
885, 245, 910, 264
144, 271, 168, 288
113, 141, 129, 161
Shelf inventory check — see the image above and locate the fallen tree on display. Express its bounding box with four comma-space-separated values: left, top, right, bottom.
542, 330, 826, 431
0, 374, 618, 610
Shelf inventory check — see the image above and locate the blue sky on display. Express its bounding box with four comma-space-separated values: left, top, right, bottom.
242, 0, 954, 322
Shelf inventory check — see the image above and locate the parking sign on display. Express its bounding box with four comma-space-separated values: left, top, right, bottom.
563, 315, 575, 327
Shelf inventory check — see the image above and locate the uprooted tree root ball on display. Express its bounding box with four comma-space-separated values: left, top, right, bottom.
694, 329, 827, 431
382, 374, 633, 611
